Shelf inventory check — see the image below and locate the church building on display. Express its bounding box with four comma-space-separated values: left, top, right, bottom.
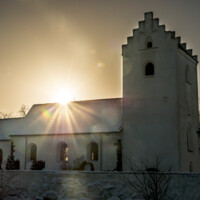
0, 12, 199, 172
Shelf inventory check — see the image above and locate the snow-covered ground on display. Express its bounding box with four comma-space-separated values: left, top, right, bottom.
2, 171, 200, 200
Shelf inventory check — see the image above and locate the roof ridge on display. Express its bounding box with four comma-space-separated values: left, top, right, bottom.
31, 97, 123, 107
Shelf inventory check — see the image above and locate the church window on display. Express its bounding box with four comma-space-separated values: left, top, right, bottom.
147, 42, 152, 48
0, 149, 2, 163
198, 135, 200, 155
187, 126, 193, 152
185, 65, 191, 84
90, 142, 98, 161
145, 37, 153, 48
198, 135, 200, 148
30, 144, 37, 161
61, 143, 68, 161
145, 63, 154, 76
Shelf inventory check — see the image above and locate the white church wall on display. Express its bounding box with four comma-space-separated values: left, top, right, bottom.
12, 133, 120, 171
11, 136, 26, 170
176, 50, 200, 172
101, 134, 119, 170
1, 12, 199, 173
122, 12, 180, 170
0, 140, 11, 168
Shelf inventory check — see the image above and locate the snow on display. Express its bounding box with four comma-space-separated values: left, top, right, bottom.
2, 171, 200, 200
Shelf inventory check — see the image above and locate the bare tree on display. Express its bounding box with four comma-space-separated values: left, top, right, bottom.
0, 105, 28, 119
18, 104, 28, 117
127, 157, 172, 200
0, 112, 12, 119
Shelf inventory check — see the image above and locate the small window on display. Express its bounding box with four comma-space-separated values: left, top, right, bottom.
147, 42, 152, 48
198, 134, 200, 149
185, 65, 191, 84
91, 142, 98, 161
145, 37, 153, 48
0, 149, 2, 163
145, 63, 154, 76
61, 143, 68, 161
30, 144, 37, 161
187, 126, 193, 152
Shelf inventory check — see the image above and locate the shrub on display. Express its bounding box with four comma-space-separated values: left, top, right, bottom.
6, 156, 20, 170
6, 141, 20, 170
127, 158, 172, 200
30, 160, 45, 170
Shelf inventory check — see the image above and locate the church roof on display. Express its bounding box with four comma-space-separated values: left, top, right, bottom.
0, 98, 123, 139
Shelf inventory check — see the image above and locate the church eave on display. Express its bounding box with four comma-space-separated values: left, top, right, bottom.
178, 44, 198, 63
9, 130, 122, 137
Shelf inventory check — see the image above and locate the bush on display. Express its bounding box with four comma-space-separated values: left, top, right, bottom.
6, 141, 20, 170
127, 158, 172, 200
6, 156, 20, 170
30, 160, 45, 170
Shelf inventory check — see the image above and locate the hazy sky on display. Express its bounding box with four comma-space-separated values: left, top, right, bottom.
0, 0, 200, 114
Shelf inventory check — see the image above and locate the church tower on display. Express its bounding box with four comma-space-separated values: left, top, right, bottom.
122, 12, 199, 171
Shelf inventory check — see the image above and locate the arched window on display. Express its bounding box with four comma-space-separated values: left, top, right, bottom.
198, 134, 200, 149
147, 42, 152, 48
30, 144, 37, 161
61, 143, 68, 161
145, 63, 154, 76
145, 37, 153, 48
90, 142, 98, 161
0, 149, 3, 163
187, 125, 193, 152
185, 65, 191, 84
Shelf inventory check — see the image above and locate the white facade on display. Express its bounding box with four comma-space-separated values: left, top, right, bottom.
0, 12, 199, 171
11, 133, 120, 170
0, 99, 122, 170
122, 12, 199, 171
0, 140, 11, 168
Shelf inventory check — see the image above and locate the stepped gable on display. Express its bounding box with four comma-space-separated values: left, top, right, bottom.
122, 12, 198, 62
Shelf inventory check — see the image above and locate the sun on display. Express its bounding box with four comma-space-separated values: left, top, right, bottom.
55, 89, 74, 105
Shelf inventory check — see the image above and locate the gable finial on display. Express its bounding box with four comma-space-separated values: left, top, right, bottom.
144, 12, 153, 20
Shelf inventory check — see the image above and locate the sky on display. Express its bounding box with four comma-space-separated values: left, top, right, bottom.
0, 0, 200, 114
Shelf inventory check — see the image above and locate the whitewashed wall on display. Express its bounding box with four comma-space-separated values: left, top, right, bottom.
122, 12, 180, 170
0, 140, 11, 167
122, 12, 200, 171
177, 50, 200, 172
11, 133, 120, 171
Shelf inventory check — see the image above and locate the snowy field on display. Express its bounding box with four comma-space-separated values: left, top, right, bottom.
2, 171, 200, 200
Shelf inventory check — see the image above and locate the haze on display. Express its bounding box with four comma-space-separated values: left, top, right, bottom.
0, 0, 200, 114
